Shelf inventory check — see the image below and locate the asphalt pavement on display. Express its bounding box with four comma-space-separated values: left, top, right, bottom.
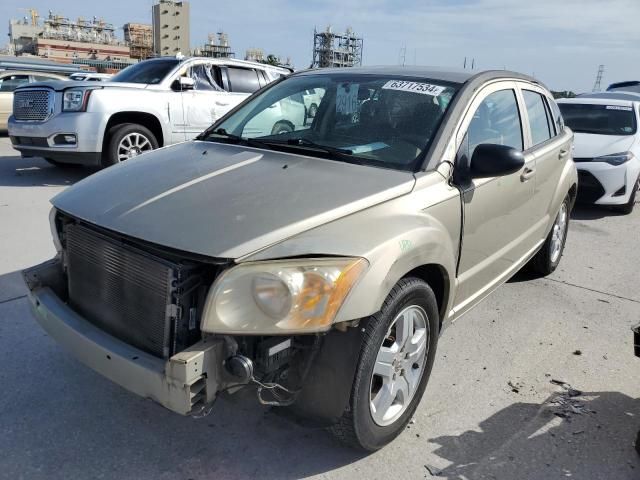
0, 135, 639, 480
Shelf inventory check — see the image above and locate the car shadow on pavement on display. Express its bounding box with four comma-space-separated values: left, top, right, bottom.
0, 154, 94, 188
428, 389, 640, 479
570, 204, 625, 220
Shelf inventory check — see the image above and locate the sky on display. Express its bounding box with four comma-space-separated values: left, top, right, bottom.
2, 0, 640, 93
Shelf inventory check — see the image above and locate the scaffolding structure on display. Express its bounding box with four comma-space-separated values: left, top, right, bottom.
124, 23, 153, 59
196, 32, 234, 58
311, 26, 363, 68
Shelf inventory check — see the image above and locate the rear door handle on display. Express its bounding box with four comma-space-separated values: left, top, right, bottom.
559, 149, 569, 159
521, 167, 536, 182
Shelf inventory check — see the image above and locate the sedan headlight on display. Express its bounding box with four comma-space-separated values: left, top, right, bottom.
201, 257, 368, 334
62, 88, 92, 112
593, 151, 634, 166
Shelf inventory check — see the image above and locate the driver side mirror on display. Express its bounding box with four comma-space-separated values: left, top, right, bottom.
470, 144, 525, 179
172, 76, 195, 91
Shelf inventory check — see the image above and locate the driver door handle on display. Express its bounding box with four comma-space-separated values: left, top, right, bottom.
520, 167, 536, 182
559, 149, 570, 159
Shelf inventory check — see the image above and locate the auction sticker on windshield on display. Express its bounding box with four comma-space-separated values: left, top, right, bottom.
606, 105, 633, 111
382, 80, 445, 96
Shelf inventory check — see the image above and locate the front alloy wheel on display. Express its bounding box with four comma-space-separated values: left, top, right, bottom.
370, 305, 429, 426
330, 277, 439, 451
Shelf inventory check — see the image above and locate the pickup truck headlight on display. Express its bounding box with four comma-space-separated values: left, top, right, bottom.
593, 152, 634, 166
201, 258, 368, 334
62, 88, 92, 112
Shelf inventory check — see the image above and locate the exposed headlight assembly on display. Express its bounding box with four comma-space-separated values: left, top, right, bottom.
594, 151, 634, 166
62, 88, 92, 112
201, 258, 368, 334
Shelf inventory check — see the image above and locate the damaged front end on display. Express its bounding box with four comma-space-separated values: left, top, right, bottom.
24, 211, 364, 421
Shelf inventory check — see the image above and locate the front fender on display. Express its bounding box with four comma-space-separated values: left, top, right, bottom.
243, 178, 461, 324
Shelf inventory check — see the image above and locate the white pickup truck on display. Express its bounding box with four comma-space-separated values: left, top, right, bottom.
8, 57, 291, 167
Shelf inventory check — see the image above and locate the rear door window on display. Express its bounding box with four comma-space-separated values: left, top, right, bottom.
523, 90, 552, 146
227, 67, 261, 93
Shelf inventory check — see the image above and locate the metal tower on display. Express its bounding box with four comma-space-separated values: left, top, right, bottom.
311, 26, 363, 68
593, 65, 605, 92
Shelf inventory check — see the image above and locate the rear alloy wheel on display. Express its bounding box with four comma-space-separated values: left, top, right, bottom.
529, 195, 570, 276
330, 277, 439, 451
616, 177, 638, 215
104, 123, 158, 167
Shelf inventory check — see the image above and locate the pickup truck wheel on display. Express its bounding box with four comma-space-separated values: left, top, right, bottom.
330, 277, 439, 451
271, 121, 294, 135
104, 123, 158, 167
615, 177, 638, 215
529, 195, 570, 276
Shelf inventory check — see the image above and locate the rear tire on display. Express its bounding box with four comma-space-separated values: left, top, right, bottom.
615, 178, 638, 215
330, 277, 439, 451
529, 195, 570, 276
103, 123, 158, 168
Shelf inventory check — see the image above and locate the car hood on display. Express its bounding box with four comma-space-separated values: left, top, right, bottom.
572, 132, 636, 158
52, 141, 416, 259
24, 80, 150, 91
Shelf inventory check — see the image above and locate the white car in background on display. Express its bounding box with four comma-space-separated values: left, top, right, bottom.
69, 72, 112, 82
558, 93, 640, 214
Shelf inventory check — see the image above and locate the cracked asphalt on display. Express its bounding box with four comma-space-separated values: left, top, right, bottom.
0, 136, 639, 479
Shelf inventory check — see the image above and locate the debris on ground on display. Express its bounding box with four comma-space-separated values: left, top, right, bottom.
508, 380, 520, 393
547, 380, 592, 421
573, 350, 583, 356
424, 465, 442, 477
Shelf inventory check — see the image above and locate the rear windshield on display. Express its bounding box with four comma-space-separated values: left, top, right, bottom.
558, 103, 637, 136
111, 59, 180, 84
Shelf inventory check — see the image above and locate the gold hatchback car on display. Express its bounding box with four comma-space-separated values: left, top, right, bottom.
24, 67, 577, 450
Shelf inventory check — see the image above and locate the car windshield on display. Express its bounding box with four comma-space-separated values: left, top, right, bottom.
559, 103, 637, 136
202, 73, 459, 171
111, 58, 180, 84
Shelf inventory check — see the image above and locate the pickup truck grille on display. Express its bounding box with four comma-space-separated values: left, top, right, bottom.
64, 223, 205, 358
13, 89, 54, 121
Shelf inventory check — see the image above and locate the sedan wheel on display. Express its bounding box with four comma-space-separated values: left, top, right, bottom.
549, 201, 568, 264
370, 305, 429, 426
330, 277, 439, 451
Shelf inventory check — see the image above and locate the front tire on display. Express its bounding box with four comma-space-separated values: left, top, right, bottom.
529, 195, 570, 276
103, 123, 158, 168
330, 277, 439, 451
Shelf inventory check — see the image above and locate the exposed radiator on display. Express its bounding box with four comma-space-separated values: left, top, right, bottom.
64, 223, 204, 358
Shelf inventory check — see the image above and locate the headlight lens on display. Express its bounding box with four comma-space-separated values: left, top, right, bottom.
202, 257, 368, 334
593, 151, 634, 166
62, 89, 91, 111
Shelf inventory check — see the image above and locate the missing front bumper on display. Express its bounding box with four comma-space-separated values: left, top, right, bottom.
23, 259, 225, 415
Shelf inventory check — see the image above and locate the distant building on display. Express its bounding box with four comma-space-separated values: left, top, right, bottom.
245, 48, 265, 63
8, 9, 135, 72
124, 23, 153, 59
9, 16, 43, 56
152, 0, 190, 57
311, 26, 363, 68
194, 32, 234, 58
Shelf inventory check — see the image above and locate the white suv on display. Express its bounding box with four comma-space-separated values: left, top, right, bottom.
558, 92, 640, 214
8, 57, 290, 167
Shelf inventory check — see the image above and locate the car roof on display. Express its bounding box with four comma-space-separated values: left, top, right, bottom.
292, 66, 542, 87
143, 56, 291, 73
558, 92, 640, 106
